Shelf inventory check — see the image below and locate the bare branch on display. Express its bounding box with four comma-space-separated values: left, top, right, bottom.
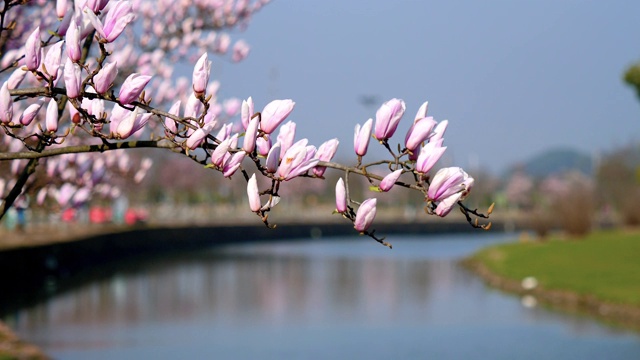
0, 139, 177, 161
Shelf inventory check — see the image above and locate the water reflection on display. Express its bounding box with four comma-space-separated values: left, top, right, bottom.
6, 233, 640, 360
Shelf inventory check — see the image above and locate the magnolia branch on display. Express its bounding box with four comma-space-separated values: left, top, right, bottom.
318, 160, 422, 191
0, 139, 177, 160
0, 2, 492, 246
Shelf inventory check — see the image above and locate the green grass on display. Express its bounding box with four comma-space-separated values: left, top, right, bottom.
472, 229, 640, 306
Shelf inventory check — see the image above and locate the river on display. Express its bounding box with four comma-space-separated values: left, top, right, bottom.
3, 232, 640, 359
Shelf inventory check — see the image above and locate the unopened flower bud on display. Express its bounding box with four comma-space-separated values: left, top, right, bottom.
354, 198, 377, 232
192, 53, 211, 96
247, 174, 261, 212
93, 61, 118, 94
335, 178, 347, 213
63, 58, 82, 98
0, 82, 14, 124
379, 169, 402, 192
19, 98, 45, 126
353, 118, 373, 157
374, 98, 405, 142
25, 27, 42, 71
241, 97, 254, 130
118, 73, 152, 105
43, 41, 64, 80
313, 138, 339, 177
256, 135, 272, 156
265, 142, 281, 173
243, 115, 259, 153
45, 98, 59, 132
66, 22, 82, 62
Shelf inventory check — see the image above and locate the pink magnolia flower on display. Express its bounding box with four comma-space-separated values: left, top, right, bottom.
112, 107, 150, 139
353, 118, 373, 157
118, 73, 152, 105
36, 187, 48, 206
165, 100, 180, 135
210, 136, 234, 168
415, 140, 446, 174
192, 52, 211, 96
241, 97, 254, 130
414, 101, 428, 121
265, 141, 281, 173
216, 124, 233, 142
72, 187, 92, 208
25, 26, 41, 71
335, 178, 347, 213
374, 98, 405, 142
260, 99, 295, 134
434, 192, 463, 217
19, 98, 45, 126
276, 121, 296, 157
65, 21, 81, 62
429, 120, 448, 143
247, 174, 261, 212
405, 116, 436, 151
256, 135, 272, 156
354, 198, 377, 232
7, 68, 27, 89
0, 82, 14, 124
56, 183, 76, 207
276, 139, 319, 181
68, 102, 81, 124
184, 93, 202, 120
224, 98, 241, 117
63, 58, 82, 98
217, 33, 231, 53
42, 41, 64, 80
57, 9, 73, 36
223, 150, 246, 178
243, 115, 259, 153
260, 195, 281, 211
84, 0, 109, 13
45, 98, 59, 132
56, 0, 68, 19
93, 61, 118, 94
91, 158, 106, 185
232, 40, 250, 62
313, 138, 339, 177
205, 112, 218, 130
84, 0, 135, 43
186, 121, 216, 150
379, 169, 403, 192
427, 167, 473, 202
208, 102, 222, 119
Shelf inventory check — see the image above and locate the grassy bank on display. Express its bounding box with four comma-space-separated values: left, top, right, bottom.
471, 229, 640, 306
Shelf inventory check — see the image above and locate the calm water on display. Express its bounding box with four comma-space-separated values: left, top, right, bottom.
5, 233, 640, 359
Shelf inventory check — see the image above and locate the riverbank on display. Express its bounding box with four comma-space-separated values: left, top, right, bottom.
463, 229, 640, 330
0, 219, 508, 359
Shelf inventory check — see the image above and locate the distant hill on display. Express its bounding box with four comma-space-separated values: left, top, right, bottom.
507, 148, 593, 178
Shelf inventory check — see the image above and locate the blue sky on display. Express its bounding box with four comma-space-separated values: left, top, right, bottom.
214, 0, 640, 174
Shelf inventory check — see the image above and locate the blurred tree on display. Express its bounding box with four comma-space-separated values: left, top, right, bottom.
624, 63, 640, 100
595, 146, 640, 226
